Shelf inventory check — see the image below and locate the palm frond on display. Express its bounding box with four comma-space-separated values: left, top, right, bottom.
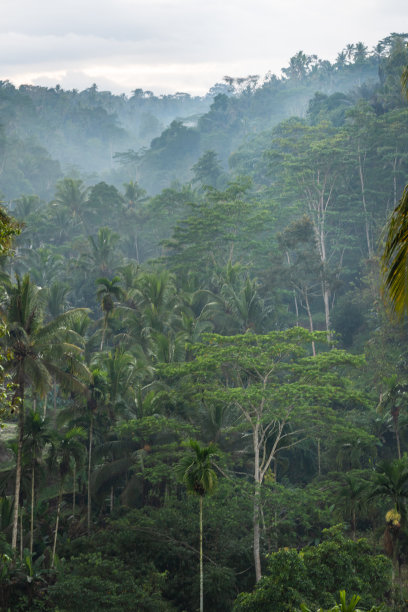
382, 185, 408, 318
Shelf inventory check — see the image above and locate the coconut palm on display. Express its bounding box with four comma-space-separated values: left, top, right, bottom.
177, 440, 218, 612
3, 274, 90, 550
96, 276, 123, 350
84, 227, 120, 278
53, 177, 90, 235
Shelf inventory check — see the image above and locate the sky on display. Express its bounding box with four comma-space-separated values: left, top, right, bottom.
1, 0, 407, 96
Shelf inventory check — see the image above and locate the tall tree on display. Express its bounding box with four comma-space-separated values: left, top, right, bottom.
167, 330, 365, 582
96, 276, 123, 351
3, 275, 89, 550
266, 120, 348, 337
23, 410, 52, 556
177, 440, 218, 612
48, 426, 85, 567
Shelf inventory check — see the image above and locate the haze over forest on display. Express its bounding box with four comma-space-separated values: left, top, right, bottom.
1, 30, 408, 611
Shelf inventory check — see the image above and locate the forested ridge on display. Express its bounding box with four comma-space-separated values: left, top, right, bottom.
0, 33, 408, 611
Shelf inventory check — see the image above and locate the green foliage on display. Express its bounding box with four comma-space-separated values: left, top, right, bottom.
233, 531, 391, 611
300, 589, 385, 611
49, 552, 172, 611
177, 439, 218, 497
1, 34, 408, 612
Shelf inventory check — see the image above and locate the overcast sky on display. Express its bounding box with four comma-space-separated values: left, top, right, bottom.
1, 0, 406, 96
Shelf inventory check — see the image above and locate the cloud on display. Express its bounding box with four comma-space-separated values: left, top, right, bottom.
1, 0, 407, 95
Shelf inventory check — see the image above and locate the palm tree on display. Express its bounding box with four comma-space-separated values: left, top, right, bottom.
92, 348, 142, 420
177, 440, 218, 612
84, 227, 120, 278
85, 369, 107, 535
199, 261, 272, 334
377, 376, 408, 460
334, 472, 368, 540
3, 275, 90, 550
139, 269, 179, 333
96, 276, 123, 351
369, 459, 408, 520
53, 178, 90, 235
368, 458, 408, 583
48, 427, 85, 567
45, 281, 70, 320
23, 410, 52, 556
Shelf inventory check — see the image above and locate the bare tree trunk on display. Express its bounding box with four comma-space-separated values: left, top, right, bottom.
286, 251, 299, 325
53, 380, 58, 428
392, 411, 401, 460
100, 318, 107, 351
304, 290, 316, 356
87, 417, 93, 535
135, 234, 140, 264
43, 394, 48, 419
253, 426, 262, 583
352, 508, 356, 541
72, 462, 76, 517
52, 487, 62, 568
253, 483, 262, 583
30, 463, 35, 556
395, 424, 401, 460
12, 383, 24, 551
199, 496, 203, 612
20, 507, 23, 560
322, 281, 331, 342
357, 146, 373, 258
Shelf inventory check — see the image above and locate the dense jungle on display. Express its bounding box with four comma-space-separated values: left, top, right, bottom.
1, 32, 408, 611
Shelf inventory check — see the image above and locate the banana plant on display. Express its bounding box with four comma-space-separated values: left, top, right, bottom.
300, 590, 384, 611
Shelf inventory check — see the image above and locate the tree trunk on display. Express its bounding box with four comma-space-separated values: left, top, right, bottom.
317, 438, 321, 476
199, 495, 203, 612
12, 382, 24, 551
253, 426, 262, 583
393, 414, 401, 460
322, 281, 331, 342
352, 508, 356, 541
304, 290, 316, 356
100, 318, 107, 351
30, 463, 35, 556
253, 482, 262, 583
357, 146, 373, 258
87, 417, 93, 535
286, 251, 299, 326
20, 507, 23, 560
72, 462, 76, 518
53, 380, 58, 428
110, 485, 114, 513
52, 486, 62, 568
